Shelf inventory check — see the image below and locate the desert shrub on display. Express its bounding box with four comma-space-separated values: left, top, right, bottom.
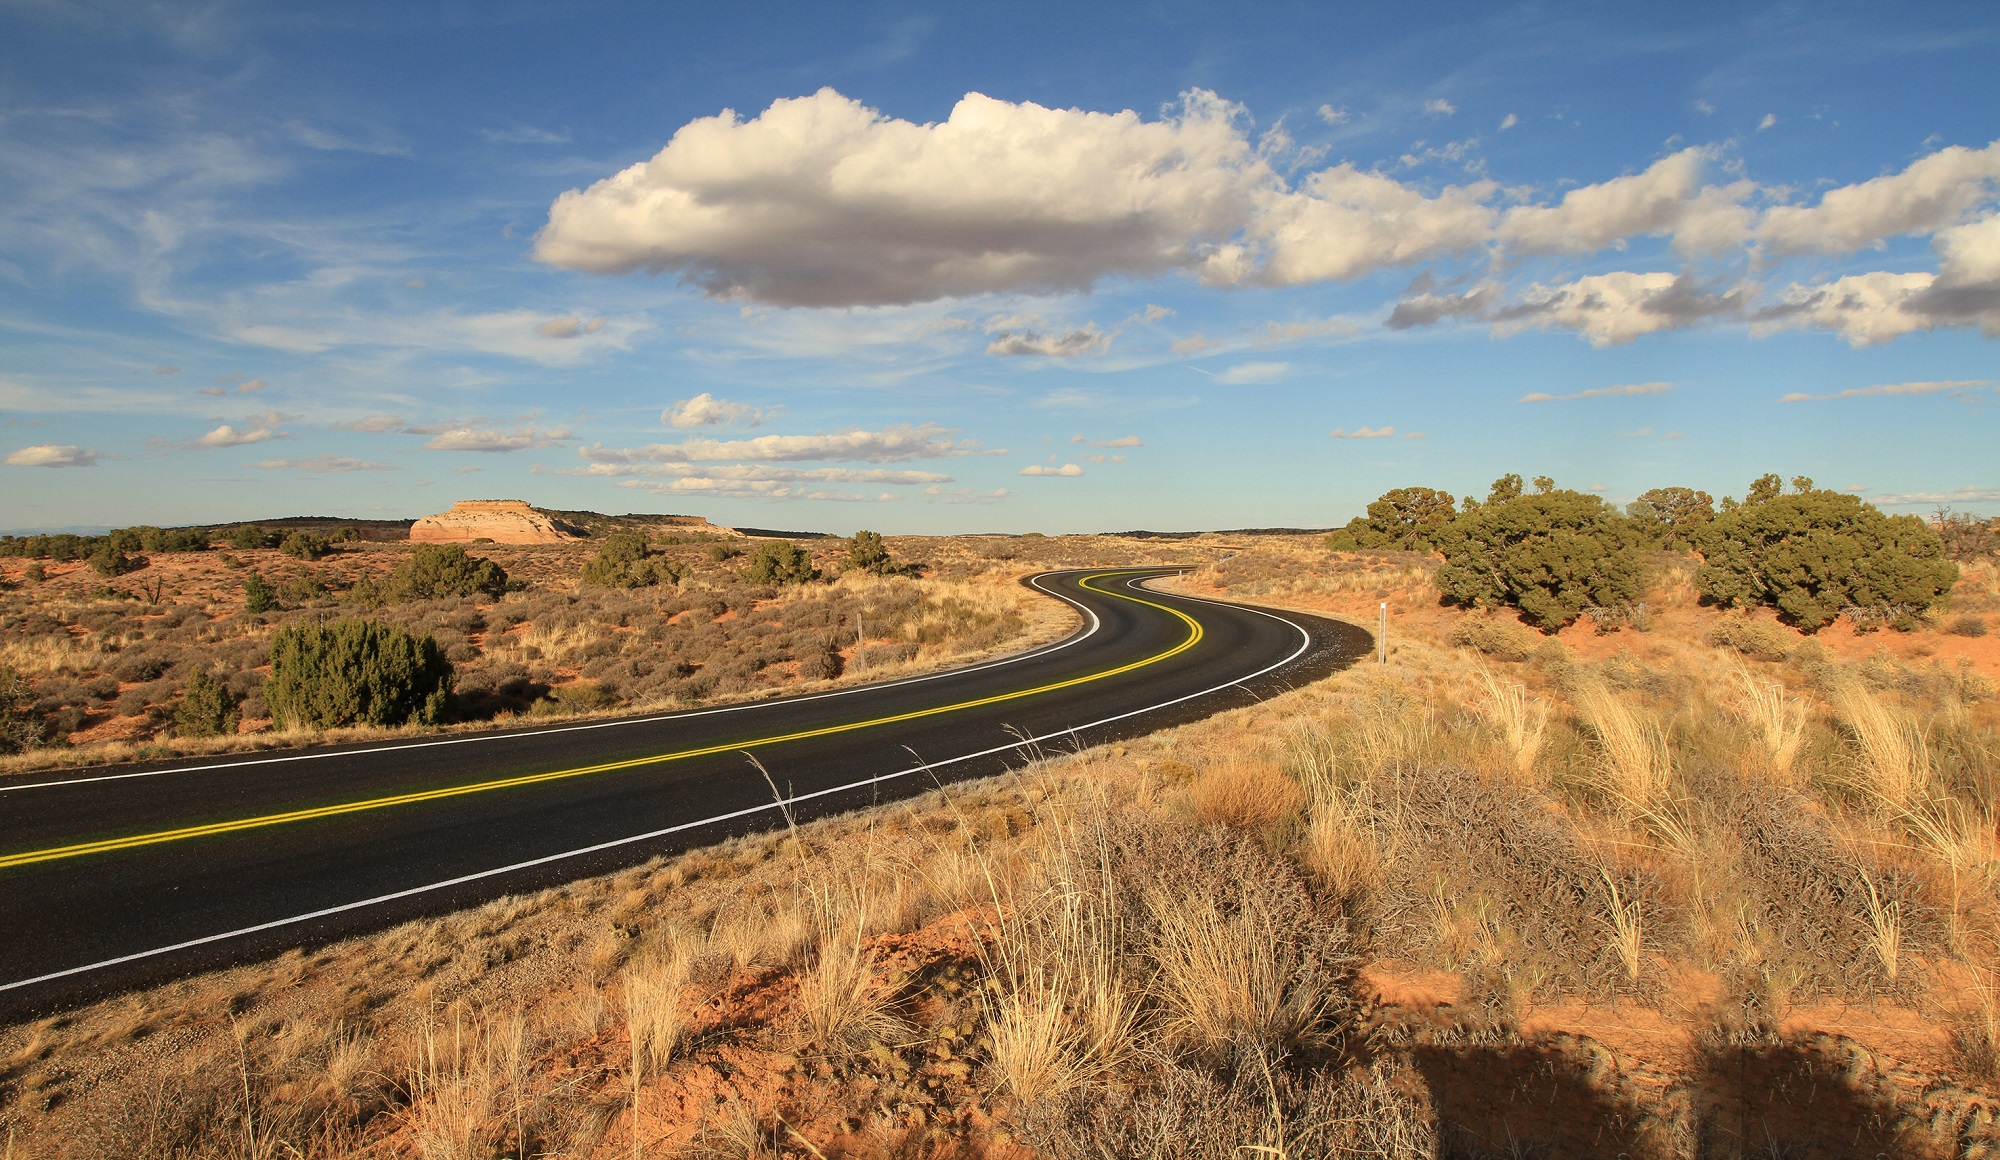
1433, 476, 1643, 630
385, 544, 509, 602
1447, 616, 1537, 660
174, 668, 240, 737
842, 529, 922, 577
280, 570, 330, 604
278, 530, 333, 560
1325, 486, 1457, 551
708, 543, 743, 562
227, 523, 280, 550
796, 638, 844, 681
1948, 614, 1989, 637
109, 648, 177, 683
1709, 616, 1794, 661
24, 562, 45, 582
264, 619, 454, 729
242, 570, 277, 613
530, 681, 618, 716
1694, 475, 1957, 631
89, 541, 141, 576
738, 541, 821, 585
111, 525, 210, 553
581, 532, 687, 588
0, 665, 42, 753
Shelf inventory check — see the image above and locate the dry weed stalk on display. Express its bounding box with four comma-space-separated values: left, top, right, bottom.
1574, 679, 1671, 815
1476, 667, 1547, 779
1858, 870, 1903, 983
1600, 871, 1645, 983
625, 945, 693, 1076
1727, 667, 1807, 783
405, 1006, 520, 1160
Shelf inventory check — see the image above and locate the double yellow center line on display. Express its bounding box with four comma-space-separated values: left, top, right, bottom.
1, 573, 1200, 871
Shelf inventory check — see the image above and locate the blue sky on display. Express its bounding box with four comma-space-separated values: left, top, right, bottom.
3, 1, 1997, 534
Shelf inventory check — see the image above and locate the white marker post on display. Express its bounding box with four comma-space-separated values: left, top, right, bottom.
856, 611, 866, 674
1379, 601, 1388, 664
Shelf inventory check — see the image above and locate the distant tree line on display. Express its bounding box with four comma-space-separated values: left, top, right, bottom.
1328, 473, 1958, 632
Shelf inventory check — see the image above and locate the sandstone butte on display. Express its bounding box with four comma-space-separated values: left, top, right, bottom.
408, 501, 584, 544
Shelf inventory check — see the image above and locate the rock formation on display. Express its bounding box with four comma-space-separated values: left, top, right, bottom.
408, 501, 584, 544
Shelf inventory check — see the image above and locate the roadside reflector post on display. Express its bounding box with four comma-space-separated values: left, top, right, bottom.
856, 611, 866, 674
1379, 602, 1388, 664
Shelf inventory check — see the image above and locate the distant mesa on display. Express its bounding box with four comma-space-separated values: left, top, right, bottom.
409, 501, 582, 544
408, 500, 734, 544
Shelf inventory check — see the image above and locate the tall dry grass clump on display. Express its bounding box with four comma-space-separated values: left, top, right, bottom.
1186, 758, 1303, 829
402, 1007, 524, 1160
792, 884, 903, 1051
1476, 667, 1547, 779
624, 946, 692, 1077
1726, 667, 1808, 784
1828, 679, 1932, 811
1146, 885, 1341, 1063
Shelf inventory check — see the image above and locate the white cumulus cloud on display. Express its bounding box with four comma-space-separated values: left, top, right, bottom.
421, 426, 574, 453
1758, 140, 2000, 254
6, 444, 99, 467
986, 323, 1112, 357
1019, 463, 1085, 477
1498, 148, 1755, 257
663, 392, 778, 428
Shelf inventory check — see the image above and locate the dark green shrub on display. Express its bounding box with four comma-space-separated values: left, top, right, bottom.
264, 619, 453, 729
1694, 475, 1958, 631
739, 541, 821, 585
386, 544, 509, 602
173, 669, 240, 738
1626, 487, 1715, 548
708, 543, 743, 562
843, 530, 922, 577
228, 524, 280, 550
24, 563, 45, 583
279, 531, 333, 560
581, 533, 687, 588
243, 571, 277, 613
1433, 477, 1643, 631
1326, 487, 1457, 551
90, 542, 141, 576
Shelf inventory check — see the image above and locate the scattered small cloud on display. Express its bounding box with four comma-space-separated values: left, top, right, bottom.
663, 392, 779, 428
482, 125, 570, 145
197, 413, 288, 447
1694, 99, 1715, 114
1758, 113, 1777, 131
333, 415, 406, 433
1402, 431, 1426, 440
198, 386, 227, 397
1071, 434, 1144, 448
1518, 382, 1674, 403
154, 366, 180, 375
453, 466, 484, 473
1424, 98, 1457, 117
1499, 113, 1518, 131
422, 426, 574, 453
583, 422, 982, 465
1329, 426, 1397, 439
923, 485, 1010, 504
1867, 486, 2000, 507
986, 323, 1112, 357
1217, 361, 1290, 384
1777, 380, 1989, 403
237, 379, 266, 393
6, 444, 99, 467
1317, 104, 1349, 125
249, 455, 396, 473
1170, 334, 1218, 354
536, 316, 606, 339
1019, 463, 1085, 477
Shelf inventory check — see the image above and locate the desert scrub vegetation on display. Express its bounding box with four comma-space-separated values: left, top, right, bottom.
0, 530, 1061, 772
7, 596, 1998, 1157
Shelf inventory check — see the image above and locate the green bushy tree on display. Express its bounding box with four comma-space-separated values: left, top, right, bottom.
581, 532, 688, 588
89, 541, 141, 576
386, 544, 509, 602
279, 531, 334, 560
228, 524, 281, 550
1626, 487, 1715, 548
1325, 487, 1458, 551
264, 619, 453, 729
1433, 476, 1643, 631
739, 541, 822, 586
243, 571, 278, 613
1694, 475, 1957, 631
173, 669, 240, 738
843, 530, 922, 576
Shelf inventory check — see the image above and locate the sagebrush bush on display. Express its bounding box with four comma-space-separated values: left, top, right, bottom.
1709, 616, 1794, 661
1949, 614, 1989, 637
264, 619, 454, 729
173, 668, 239, 738
1447, 617, 1536, 660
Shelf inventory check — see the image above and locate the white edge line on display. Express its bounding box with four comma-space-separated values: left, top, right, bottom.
1, 576, 1308, 995
1, 571, 1107, 794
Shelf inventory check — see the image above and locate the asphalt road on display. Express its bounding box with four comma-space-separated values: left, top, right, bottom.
0, 569, 1372, 1017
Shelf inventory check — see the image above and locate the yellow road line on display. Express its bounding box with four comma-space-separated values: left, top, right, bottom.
1, 573, 1200, 871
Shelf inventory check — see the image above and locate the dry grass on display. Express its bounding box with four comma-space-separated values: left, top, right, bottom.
1185, 758, 1304, 829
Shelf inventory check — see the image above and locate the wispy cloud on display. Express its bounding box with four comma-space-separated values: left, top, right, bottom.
1217, 361, 1290, 384
1777, 380, 1990, 403
1329, 426, 1398, 439
250, 455, 397, 473
1019, 463, 1085, 477
1519, 382, 1674, 403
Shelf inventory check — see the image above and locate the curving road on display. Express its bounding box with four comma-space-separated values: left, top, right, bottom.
0, 570, 1371, 1017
